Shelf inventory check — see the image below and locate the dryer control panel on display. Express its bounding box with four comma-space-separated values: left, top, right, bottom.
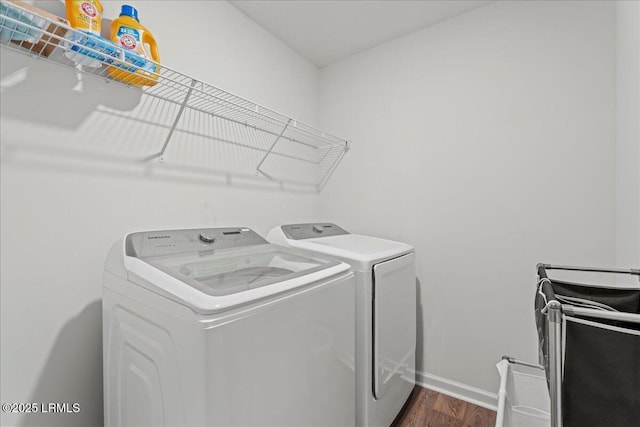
281, 223, 349, 240
125, 227, 267, 258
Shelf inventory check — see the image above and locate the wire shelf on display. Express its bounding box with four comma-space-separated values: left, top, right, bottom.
0, 0, 349, 191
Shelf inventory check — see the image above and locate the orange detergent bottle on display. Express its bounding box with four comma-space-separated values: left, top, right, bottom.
64, 0, 105, 67
65, 0, 103, 35
108, 5, 160, 87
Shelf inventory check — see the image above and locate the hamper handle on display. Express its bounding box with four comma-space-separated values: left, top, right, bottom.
538, 263, 640, 281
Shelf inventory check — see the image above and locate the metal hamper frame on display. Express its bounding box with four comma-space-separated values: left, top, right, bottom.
535, 263, 640, 427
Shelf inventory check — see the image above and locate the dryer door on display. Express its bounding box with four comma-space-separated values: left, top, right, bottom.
373, 252, 416, 399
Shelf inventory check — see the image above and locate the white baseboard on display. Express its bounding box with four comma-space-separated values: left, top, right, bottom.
416, 370, 498, 411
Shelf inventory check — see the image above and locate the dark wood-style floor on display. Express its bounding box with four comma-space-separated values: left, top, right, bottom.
392, 386, 497, 427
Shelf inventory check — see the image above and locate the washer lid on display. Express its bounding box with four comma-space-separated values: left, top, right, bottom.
283, 234, 413, 270
121, 228, 350, 313
144, 244, 340, 297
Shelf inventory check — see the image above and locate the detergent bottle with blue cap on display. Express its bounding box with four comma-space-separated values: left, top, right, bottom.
108, 5, 160, 87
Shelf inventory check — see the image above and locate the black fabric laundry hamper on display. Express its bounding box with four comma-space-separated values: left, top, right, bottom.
534, 264, 640, 427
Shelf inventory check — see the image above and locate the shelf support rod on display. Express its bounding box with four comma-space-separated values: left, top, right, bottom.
317, 142, 349, 192
156, 79, 197, 160
256, 118, 292, 178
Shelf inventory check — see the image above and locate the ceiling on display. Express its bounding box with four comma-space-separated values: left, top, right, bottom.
230, 1, 492, 68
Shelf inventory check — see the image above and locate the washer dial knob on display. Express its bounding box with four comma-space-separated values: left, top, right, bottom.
199, 232, 217, 243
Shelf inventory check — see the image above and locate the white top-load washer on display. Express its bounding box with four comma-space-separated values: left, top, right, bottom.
267, 223, 416, 427
103, 227, 356, 427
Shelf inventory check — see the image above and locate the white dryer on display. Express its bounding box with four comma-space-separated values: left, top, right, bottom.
103, 227, 356, 427
267, 223, 416, 427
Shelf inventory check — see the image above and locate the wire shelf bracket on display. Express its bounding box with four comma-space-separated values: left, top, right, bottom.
256, 118, 292, 177
155, 78, 197, 162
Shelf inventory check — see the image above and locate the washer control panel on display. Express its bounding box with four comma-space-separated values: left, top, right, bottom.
281, 223, 349, 240
126, 227, 267, 258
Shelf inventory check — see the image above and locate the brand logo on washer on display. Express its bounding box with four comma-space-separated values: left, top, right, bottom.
147, 235, 171, 240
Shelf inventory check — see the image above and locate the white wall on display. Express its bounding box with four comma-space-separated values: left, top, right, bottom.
0, 2, 320, 426
1, 0, 627, 422
616, 0, 640, 267
318, 0, 616, 405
